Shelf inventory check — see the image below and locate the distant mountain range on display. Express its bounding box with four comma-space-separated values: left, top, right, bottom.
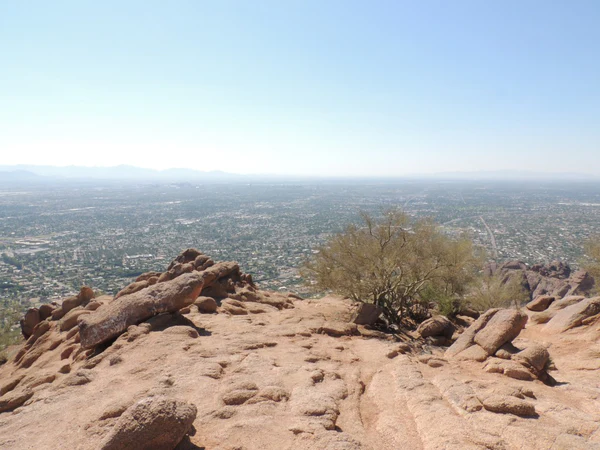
0, 165, 597, 184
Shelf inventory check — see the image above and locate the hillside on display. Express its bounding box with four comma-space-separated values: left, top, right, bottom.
0, 250, 599, 449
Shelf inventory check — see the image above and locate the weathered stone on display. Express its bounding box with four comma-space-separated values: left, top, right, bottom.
445, 309, 499, 358
99, 396, 197, 450
481, 394, 536, 416
351, 302, 383, 326
114, 280, 149, 299
473, 309, 528, 355
60, 308, 92, 332
38, 303, 56, 321
0, 389, 33, 413
78, 272, 205, 348
194, 296, 218, 313
526, 295, 555, 312
20, 308, 41, 338
544, 297, 600, 333
512, 343, 550, 373
62, 287, 95, 315
417, 315, 455, 338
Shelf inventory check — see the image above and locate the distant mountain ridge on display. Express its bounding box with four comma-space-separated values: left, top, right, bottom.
0, 165, 598, 183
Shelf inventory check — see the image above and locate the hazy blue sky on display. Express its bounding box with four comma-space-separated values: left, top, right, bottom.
1, 1, 599, 176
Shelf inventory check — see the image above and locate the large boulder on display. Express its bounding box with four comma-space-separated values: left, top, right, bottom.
473, 309, 528, 355
99, 396, 197, 450
78, 272, 206, 348
416, 315, 455, 338
526, 295, 554, 312
351, 302, 383, 326
20, 308, 40, 338
544, 297, 600, 333
446, 309, 527, 359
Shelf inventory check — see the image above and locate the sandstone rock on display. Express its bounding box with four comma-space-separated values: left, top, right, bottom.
512, 343, 550, 373
481, 394, 536, 416
494, 342, 520, 359
445, 309, 499, 358
566, 269, 595, 296
483, 358, 535, 381
350, 302, 382, 325
79, 272, 205, 348
38, 303, 56, 320
61, 286, 95, 315
194, 296, 217, 313
114, 280, 149, 299
416, 315, 455, 338
454, 344, 489, 362
85, 301, 102, 311
60, 308, 92, 332
220, 298, 248, 315
20, 308, 41, 338
529, 295, 586, 324
99, 396, 197, 450
473, 309, 528, 355
318, 322, 358, 337
526, 295, 555, 312
0, 389, 33, 413
135, 271, 162, 282
544, 296, 600, 333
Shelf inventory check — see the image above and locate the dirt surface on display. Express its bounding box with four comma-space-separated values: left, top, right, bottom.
1, 293, 599, 450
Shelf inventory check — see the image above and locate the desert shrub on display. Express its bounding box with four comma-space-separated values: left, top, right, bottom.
582, 236, 600, 289
303, 209, 482, 325
466, 272, 529, 311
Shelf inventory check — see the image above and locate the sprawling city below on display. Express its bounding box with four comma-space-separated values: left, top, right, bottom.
2, 179, 600, 311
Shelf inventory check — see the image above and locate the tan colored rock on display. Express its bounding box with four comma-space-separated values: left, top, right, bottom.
454, 344, 489, 362
114, 280, 149, 299
544, 296, 600, 333
38, 303, 56, 321
135, 271, 162, 282
445, 308, 499, 357
526, 295, 555, 312
78, 272, 205, 348
417, 315, 454, 338
473, 309, 528, 355
61, 286, 95, 315
318, 321, 358, 337
512, 343, 550, 373
481, 394, 536, 416
60, 308, 92, 332
20, 307, 41, 338
0, 388, 33, 413
99, 396, 197, 450
350, 302, 383, 325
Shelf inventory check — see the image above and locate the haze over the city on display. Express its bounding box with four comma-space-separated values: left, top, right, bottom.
1, 1, 599, 177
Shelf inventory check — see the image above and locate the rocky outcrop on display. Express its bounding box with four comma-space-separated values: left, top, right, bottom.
416, 315, 455, 338
544, 296, 600, 332
526, 295, 555, 312
99, 396, 197, 450
485, 260, 595, 302
79, 272, 206, 348
2, 251, 600, 450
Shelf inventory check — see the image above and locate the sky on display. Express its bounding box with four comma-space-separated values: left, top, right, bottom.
1, 1, 599, 177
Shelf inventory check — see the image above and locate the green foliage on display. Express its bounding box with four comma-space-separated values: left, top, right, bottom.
582, 236, 600, 286
467, 272, 529, 311
0, 301, 22, 353
303, 209, 482, 325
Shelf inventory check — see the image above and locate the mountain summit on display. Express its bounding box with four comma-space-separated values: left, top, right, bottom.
1, 249, 600, 449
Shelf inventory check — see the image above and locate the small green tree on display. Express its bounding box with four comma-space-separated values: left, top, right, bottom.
467, 272, 529, 311
303, 209, 482, 325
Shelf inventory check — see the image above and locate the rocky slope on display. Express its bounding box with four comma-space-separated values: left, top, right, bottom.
1, 250, 600, 449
